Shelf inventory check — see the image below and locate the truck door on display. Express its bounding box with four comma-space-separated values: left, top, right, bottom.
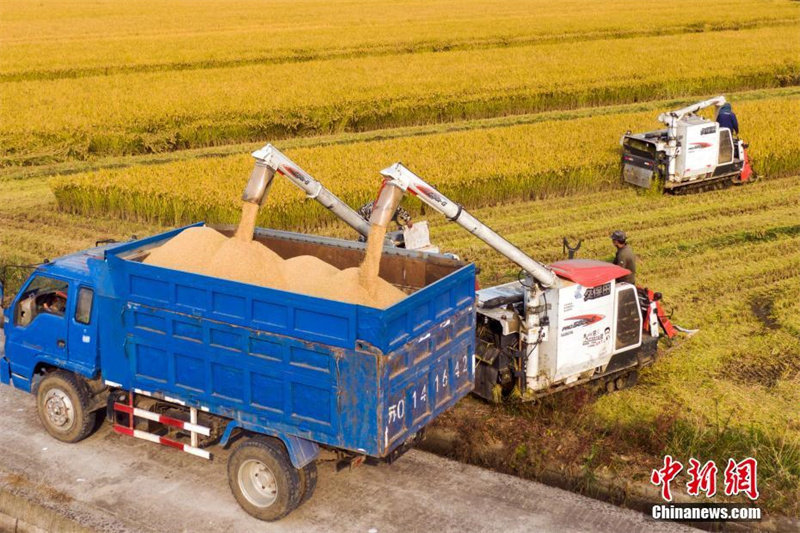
4, 274, 71, 384
67, 286, 98, 373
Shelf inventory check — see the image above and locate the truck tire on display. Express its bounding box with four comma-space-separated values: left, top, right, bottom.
227, 438, 302, 521
36, 370, 96, 443
297, 460, 318, 508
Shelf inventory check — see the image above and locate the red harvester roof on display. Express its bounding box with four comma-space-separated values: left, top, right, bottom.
549, 259, 630, 287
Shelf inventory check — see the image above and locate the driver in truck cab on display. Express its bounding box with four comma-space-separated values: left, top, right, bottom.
716, 103, 739, 136
41, 291, 67, 316
611, 230, 636, 285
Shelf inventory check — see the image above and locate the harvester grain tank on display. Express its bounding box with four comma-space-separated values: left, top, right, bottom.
621, 96, 755, 192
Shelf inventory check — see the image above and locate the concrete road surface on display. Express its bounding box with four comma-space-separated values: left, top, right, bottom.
0, 385, 695, 533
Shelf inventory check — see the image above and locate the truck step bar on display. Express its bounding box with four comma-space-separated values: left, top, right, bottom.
112, 390, 212, 460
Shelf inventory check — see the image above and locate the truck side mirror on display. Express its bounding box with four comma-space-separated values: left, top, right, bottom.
0, 280, 4, 329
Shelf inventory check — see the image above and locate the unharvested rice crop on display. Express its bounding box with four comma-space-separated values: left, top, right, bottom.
51, 94, 800, 230
3, 24, 798, 165
2, 0, 795, 80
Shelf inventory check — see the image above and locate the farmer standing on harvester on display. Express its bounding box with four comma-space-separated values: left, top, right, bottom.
716, 102, 739, 136
611, 230, 636, 285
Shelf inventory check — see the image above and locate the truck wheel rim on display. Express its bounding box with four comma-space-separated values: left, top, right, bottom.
239, 459, 278, 508
44, 389, 74, 429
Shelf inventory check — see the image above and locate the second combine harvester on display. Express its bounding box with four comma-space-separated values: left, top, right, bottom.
621, 96, 755, 193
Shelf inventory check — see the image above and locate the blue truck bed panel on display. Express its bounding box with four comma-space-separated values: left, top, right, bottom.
96, 225, 475, 457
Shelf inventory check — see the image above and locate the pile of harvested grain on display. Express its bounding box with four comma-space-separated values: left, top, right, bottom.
283, 255, 340, 296
143, 226, 227, 274
205, 238, 287, 289
143, 202, 407, 308
320, 267, 407, 308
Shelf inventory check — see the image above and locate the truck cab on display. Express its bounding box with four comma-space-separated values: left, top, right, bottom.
2, 250, 100, 391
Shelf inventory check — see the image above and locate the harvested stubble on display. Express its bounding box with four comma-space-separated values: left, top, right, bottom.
143, 208, 405, 309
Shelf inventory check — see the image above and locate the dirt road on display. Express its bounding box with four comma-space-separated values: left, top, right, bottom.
0, 385, 694, 533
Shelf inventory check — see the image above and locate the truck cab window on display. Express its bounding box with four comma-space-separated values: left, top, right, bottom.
75, 287, 94, 324
14, 275, 70, 327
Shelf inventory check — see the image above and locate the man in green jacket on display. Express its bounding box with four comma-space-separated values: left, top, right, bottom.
611, 230, 636, 285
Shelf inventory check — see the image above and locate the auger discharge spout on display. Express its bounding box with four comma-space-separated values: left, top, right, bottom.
243, 143, 372, 238
378, 163, 558, 289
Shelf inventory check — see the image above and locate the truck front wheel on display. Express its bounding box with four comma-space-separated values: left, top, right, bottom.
227, 438, 303, 521
36, 371, 96, 443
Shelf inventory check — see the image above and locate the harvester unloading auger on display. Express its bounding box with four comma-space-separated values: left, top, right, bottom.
377, 163, 678, 401
621, 95, 755, 193
242, 144, 437, 251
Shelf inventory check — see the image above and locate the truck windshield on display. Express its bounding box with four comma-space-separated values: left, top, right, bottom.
15, 275, 70, 326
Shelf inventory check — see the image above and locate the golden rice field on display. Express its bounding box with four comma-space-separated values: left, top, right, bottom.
2, 22, 799, 166
2, 0, 796, 80
3, 0, 800, 519
52, 90, 800, 230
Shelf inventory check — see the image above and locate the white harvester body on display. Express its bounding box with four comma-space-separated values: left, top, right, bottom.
476, 261, 650, 398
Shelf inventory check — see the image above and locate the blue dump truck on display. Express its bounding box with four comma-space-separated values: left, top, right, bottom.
0, 223, 476, 520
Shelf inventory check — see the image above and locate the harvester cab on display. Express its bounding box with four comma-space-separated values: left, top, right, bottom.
244, 144, 436, 251
621, 95, 755, 193
377, 163, 677, 402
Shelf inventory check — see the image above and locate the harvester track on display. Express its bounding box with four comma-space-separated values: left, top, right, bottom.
667, 172, 756, 195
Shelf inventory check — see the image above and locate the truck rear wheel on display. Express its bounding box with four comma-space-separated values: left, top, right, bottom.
36, 371, 96, 443
227, 438, 302, 521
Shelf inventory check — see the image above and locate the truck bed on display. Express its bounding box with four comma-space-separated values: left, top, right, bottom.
98, 224, 476, 458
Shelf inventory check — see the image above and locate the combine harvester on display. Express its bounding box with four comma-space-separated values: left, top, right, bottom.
621, 96, 755, 193
245, 145, 679, 401
374, 163, 677, 402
